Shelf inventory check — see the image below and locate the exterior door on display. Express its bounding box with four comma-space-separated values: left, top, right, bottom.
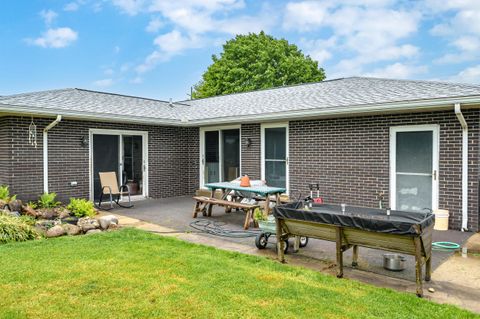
92, 134, 119, 200
90, 129, 148, 201
390, 125, 439, 212
262, 124, 289, 191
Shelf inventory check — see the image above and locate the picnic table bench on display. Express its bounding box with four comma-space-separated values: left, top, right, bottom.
192, 182, 286, 230
192, 196, 259, 229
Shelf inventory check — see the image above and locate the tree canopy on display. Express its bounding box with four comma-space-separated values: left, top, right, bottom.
192, 32, 326, 99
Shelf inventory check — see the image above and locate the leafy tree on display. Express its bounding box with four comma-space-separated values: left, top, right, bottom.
192, 31, 326, 99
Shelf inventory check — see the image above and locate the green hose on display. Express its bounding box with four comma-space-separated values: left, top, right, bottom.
432, 241, 460, 250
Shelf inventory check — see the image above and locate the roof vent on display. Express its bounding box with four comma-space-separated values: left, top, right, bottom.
169, 98, 174, 108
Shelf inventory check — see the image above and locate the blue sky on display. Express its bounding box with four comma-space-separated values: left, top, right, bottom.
1, 0, 479, 101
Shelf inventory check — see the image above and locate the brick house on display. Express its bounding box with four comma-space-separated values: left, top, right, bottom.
1, 77, 479, 231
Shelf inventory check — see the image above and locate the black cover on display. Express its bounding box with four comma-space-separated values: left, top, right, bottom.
273, 202, 435, 235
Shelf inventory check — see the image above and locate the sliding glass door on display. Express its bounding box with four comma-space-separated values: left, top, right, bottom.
262, 124, 288, 191
201, 127, 240, 186
90, 130, 148, 200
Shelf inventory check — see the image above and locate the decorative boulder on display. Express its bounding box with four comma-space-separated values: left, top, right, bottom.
56, 208, 71, 219
0, 200, 7, 210
108, 222, 120, 231
37, 209, 57, 220
85, 229, 102, 235
22, 205, 40, 218
8, 199, 23, 212
35, 220, 55, 234
46, 225, 66, 238
62, 223, 82, 236
61, 216, 79, 225
78, 217, 100, 232
98, 215, 119, 230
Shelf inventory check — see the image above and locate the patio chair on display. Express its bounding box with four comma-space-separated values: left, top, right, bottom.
97, 171, 133, 210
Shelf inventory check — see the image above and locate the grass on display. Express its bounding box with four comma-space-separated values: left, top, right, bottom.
0, 228, 477, 319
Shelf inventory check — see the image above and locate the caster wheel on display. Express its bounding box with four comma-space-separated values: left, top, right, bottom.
255, 233, 268, 249
299, 236, 309, 248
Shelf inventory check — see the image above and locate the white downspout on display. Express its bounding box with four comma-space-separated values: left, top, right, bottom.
43, 115, 62, 193
454, 104, 469, 231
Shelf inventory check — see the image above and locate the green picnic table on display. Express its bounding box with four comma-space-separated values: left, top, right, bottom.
204, 182, 286, 214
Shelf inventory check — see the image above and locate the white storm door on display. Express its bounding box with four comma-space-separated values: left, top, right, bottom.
390, 125, 439, 212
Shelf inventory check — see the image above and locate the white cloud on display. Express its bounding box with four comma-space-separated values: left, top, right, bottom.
131, 76, 143, 84
427, 0, 480, 36
64, 2, 80, 11
145, 17, 163, 33
365, 62, 427, 79
136, 30, 202, 73
39, 9, 58, 25
93, 78, 114, 87
112, 0, 145, 15
283, 1, 421, 77
28, 27, 78, 48
449, 65, 480, 84
435, 36, 480, 64
300, 37, 336, 64
114, 45, 121, 53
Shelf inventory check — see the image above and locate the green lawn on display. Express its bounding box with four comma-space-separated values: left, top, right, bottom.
0, 228, 477, 319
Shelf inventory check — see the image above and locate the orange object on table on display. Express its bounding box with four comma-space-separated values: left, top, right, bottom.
240, 175, 251, 187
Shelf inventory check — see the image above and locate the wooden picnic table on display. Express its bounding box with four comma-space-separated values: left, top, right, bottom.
204, 182, 286, 214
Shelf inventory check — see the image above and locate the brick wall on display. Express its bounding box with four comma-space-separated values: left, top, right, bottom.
1, 116, 199, 202
288, 110, 479, 231
240, 123, 261, 179
236, 111, 479, 231
0, 117, 11, 186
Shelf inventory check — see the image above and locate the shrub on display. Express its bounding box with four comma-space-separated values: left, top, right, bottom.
253, 208, 267, 221
67, 198, 96, 218
0, 214, 40, 244
38, 192, 61, 209
0, 185, 16, 202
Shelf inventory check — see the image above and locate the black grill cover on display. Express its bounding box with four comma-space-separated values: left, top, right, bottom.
273, 202, 435, 235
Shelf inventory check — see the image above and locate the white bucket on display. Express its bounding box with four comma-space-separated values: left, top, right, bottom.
433, 209, 449, 231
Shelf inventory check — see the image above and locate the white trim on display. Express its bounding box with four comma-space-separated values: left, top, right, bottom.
88, 128, 149, 201
2, 96, 480, 126
261, 122, 289, 194
199, 125, 241, 188
389, 124, 439, 211
454, 103, 469, 231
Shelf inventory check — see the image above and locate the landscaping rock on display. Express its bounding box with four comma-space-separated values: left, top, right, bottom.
61, 216, 79, 225
62, 223, 82, 236
22, 205, 40, 218
46, 225, 66, 238
56, 208, 71, 219
98, 215, 119, 230
85, 229, 102, 235
78, 217, 100, 232
8, 199, 23, 212
0, 199, 7, 210
107, 222, 120, 231
37, 209, 57, 220
5, 210, 21, 217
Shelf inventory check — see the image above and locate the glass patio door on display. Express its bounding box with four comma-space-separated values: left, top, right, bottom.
390, 126, 439, 212
262, 124, 288, 190
201, 128, 240, 186
91, 130, 147, 200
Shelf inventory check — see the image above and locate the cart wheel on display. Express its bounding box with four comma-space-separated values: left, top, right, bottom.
255, 233, 268, 249
299, 236, 309, 248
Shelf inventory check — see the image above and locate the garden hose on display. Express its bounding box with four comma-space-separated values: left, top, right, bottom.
432, 241, 460, 251
189, 219, 260, 238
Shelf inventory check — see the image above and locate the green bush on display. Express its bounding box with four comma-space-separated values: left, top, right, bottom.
38, 192, 61, 209
0, 214, 40, 244
0, 185, 16, 202
67, 198, 96, 218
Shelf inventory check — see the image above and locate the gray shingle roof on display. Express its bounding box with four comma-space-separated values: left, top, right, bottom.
180, 77, 480, 121
1, 77, 480, 125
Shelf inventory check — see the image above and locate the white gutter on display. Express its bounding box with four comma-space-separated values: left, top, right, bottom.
454, 103, 469, 231
43, 115, 62, 193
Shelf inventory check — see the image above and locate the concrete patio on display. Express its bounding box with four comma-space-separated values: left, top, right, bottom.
107, 196, 480, 313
